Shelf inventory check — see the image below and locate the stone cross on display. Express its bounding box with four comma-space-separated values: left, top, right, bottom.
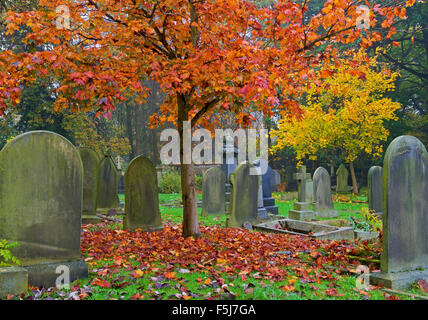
293, 165, 311, 202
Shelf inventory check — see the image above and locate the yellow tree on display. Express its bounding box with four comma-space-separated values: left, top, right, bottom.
271, 50, 401, 194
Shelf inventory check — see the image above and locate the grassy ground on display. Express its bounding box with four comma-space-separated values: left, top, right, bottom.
13, 191, 428, 301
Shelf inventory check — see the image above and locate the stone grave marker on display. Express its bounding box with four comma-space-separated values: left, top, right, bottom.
370, 136, 428, 289
201, 167, 226, 216
288, 165, 315, 220
0, 131, 88, 287
368, 166, 383, 216
97, 156, 121, 212
123, 156, 162, 232
78, 147, 100, 224
271, 169, 281, 192
336, 164, 349, 193
313, 167, 338, 218
227, 162, 260, 228
285, 165, 297, 191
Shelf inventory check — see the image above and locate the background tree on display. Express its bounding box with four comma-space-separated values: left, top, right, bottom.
271, 51, 401, 194
0, 0, 410, 237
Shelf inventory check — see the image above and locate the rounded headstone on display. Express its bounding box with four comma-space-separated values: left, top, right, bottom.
0, 131, 83, 263
78, 147, 100, 218
201, 167, 226, 216
336, 164, 349, 193
227, 162, 260, 228
123, 156, 162, 232
382, 135, 428, 273
97, 156, 121, 210
368, 166, 383, 214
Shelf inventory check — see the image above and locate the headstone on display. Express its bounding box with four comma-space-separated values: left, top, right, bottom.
305, 178, 314, 203
370, 136, 428, 290
227, 162, 260, 228
201, 167, 226, 216
78, 147, 101, 224
97, 156, 121, 212
253, 160, 269, 219
0, 131, 88, 287
288, 165, 315, 220
123, 156, 162, 232
118, 174, 125, 194
271, 169, 281, 192
313, 167, 338, 218
368, 166, 383, 216
336, 164, 349, 193
254, 159, 278, 216
285, 165, 297, 191
221, 137, 238, 204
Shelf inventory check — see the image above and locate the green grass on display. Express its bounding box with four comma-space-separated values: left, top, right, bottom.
13, 191, 426, 300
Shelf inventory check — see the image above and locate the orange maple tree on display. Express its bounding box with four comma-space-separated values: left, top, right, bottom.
0, 0, 412, 237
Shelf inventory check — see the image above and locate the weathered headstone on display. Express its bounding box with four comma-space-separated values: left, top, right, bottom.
227, 162, 260, 228
78, 147, 101, 224
254, 159, 278, 216
201, 167, 226, 216
118, 174, 125, 194
253, 160, 269, 219
305, 178, 314, 203
336, 164, 349, 193
271, 169, 281, 192
285, 165, 297, 191
368, 166, 383, 216
221, 137, 239, 205
97, 156, 121, 212
0, 131, 88, 287
123, 156, 162, 232
288, 165, 315, 220
313, 167, 338, 218
370, 136, 428, 290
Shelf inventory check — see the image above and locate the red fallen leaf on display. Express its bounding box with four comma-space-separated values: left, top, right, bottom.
325, 288, 343, 297
418, 279, 428, 293
281, 285, 295, 292
164, 272, 176, 279
91, 278, 111, 288
130, 293, 144, 300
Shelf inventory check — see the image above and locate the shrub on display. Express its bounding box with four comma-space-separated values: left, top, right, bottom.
158, 170, 204, 194
159, 169, 182, 194
0, 239, 21, 267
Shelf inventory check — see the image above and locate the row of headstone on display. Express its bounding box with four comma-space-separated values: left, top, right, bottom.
0, 131, 165, 290
78, 148, 122, 222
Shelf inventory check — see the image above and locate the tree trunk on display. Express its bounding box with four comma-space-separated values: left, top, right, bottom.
134, 103, 142, 156
178, 94, 200, 238
125, 103, 135, 159
349, 161, 359, 194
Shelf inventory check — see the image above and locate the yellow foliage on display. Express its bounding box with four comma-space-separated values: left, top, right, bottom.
271, 50, 401, 163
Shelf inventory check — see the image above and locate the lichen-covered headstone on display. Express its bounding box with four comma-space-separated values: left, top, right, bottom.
336, 164, 349, 193
97, 156, 121, 212
123, 156, 162, 232
227, 162, 260, 228
313, 167, 338, 218
368, 166, 383, 215
370, 136, 428, 289
201, 167, 226, 216
78, 148, 100, 223
0, 131, 88, 287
